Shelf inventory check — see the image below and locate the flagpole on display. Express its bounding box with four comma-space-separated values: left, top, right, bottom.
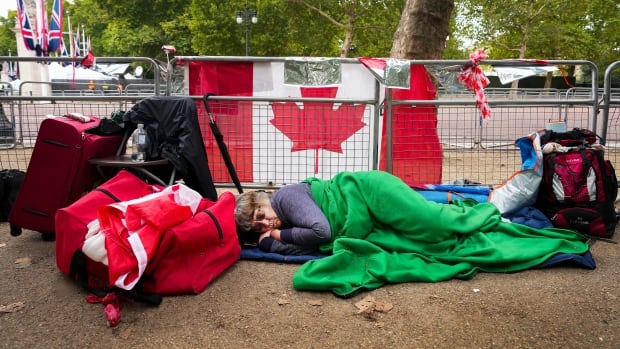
67, 15, 72, 57
66, 15, 76, 87
81, 24, 86, 56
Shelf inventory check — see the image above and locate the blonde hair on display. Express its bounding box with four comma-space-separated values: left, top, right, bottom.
234, 190, 271, 233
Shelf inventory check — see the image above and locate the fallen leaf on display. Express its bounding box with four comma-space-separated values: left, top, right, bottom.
374, 301, 393, 313
354, 295, 393, 322
308, 300, 323, 306
277, 298, 290, 305
354, 295, 376, 313
0, 243, 6, 248
14, 257, 31, 268
0, 302, 25, 313
375, 321, 385, 328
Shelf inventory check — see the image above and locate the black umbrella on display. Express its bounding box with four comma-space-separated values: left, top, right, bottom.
203, 94, 243, 194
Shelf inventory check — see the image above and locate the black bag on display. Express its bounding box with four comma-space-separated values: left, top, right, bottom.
535, 128, 618, 238
0, 104, 15, 147
0, 169, 25, 221
540, 127, 599, 147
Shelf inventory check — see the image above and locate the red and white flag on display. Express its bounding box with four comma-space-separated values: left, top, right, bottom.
95, 184, 205, 290
188, 58, 443, 185
188, 59, 376, 184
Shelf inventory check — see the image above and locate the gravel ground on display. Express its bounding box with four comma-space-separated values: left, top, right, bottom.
1, 221, 619, 349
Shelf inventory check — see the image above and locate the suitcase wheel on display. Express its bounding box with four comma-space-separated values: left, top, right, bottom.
41, 233, 55, 242
9, 223, 22, 237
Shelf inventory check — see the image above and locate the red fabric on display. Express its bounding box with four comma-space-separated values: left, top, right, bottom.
458, 48, 491, 120
85, 292, 122, 327
57, 169, 238, 298
142, 192, 241, 295
55, 170, 163, 277
187, 60, 442, 183
379, 65, 442, 185
188, 61, 254, 183
80, 50, 96, 68
98, 185, 207, 290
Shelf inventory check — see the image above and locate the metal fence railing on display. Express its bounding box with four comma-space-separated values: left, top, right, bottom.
601, 62, 620, 150
0, 55, 616, 189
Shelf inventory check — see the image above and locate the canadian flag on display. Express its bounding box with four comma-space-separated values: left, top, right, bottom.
187, 58, 442, 185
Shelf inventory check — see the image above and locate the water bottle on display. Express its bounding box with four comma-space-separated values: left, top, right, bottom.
131, 123, 147, 162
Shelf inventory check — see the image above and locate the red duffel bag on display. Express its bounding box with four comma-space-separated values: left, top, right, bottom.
55, 170, 163, 278
141, 191, 241, 295
56, 169, 240, 297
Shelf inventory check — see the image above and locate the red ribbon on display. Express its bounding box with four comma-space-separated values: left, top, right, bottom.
85, 292, 122, 327
458, 48, 491, 120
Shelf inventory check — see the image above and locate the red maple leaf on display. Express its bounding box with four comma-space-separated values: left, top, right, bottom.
270, 86, 367, 173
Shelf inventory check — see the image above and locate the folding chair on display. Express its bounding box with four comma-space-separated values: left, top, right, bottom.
89, 96, 218, 201
89, 125, 176, 187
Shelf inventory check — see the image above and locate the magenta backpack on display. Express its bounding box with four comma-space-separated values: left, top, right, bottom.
535, 128, 618, 238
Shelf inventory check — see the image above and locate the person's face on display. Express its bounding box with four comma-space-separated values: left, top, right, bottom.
251, 205, 281, 233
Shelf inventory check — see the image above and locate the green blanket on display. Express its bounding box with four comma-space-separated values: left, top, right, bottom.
293, 171, 590, 297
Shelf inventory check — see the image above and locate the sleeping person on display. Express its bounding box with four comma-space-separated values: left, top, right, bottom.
235, 181, 330, 255
234, 170, 591, 296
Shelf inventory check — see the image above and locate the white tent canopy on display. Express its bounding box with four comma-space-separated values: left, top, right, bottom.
47, 62, 119, 81
489, 66, 559, 85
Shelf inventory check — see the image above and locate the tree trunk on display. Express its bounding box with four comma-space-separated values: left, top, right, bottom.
390, 0, 454, 59
340, 16, 355, 58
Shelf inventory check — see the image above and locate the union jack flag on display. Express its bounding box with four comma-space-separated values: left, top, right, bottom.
17, 0, 36, 51
48, 0, 63, 52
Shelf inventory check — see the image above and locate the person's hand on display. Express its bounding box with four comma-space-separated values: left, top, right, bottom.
258, 229, 281, 243
270, 229, 281, 241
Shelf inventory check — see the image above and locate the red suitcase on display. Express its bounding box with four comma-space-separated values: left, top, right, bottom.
9, 115, 123, 239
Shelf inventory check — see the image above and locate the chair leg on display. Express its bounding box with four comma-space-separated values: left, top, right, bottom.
167, 168, 177, 186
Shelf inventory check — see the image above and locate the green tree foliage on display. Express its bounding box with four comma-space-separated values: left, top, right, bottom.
188, 0, 405, 57
0, 11, 17, 57
284, 0, 406, 57
1, 0, 617, 67
188, 0, 292, 56
443, 12, 468, 59
578, 0, 620, 69
64, 0, 409, 58
455, 0, 619, 68
66, 0, 194, 60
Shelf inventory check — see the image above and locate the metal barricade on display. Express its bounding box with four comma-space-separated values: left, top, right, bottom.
0, 56, 162, 171
0, 55, 607, 188
601, 61, 620, 169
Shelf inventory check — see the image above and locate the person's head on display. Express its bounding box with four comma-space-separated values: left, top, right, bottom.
235, 190, 281, 236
